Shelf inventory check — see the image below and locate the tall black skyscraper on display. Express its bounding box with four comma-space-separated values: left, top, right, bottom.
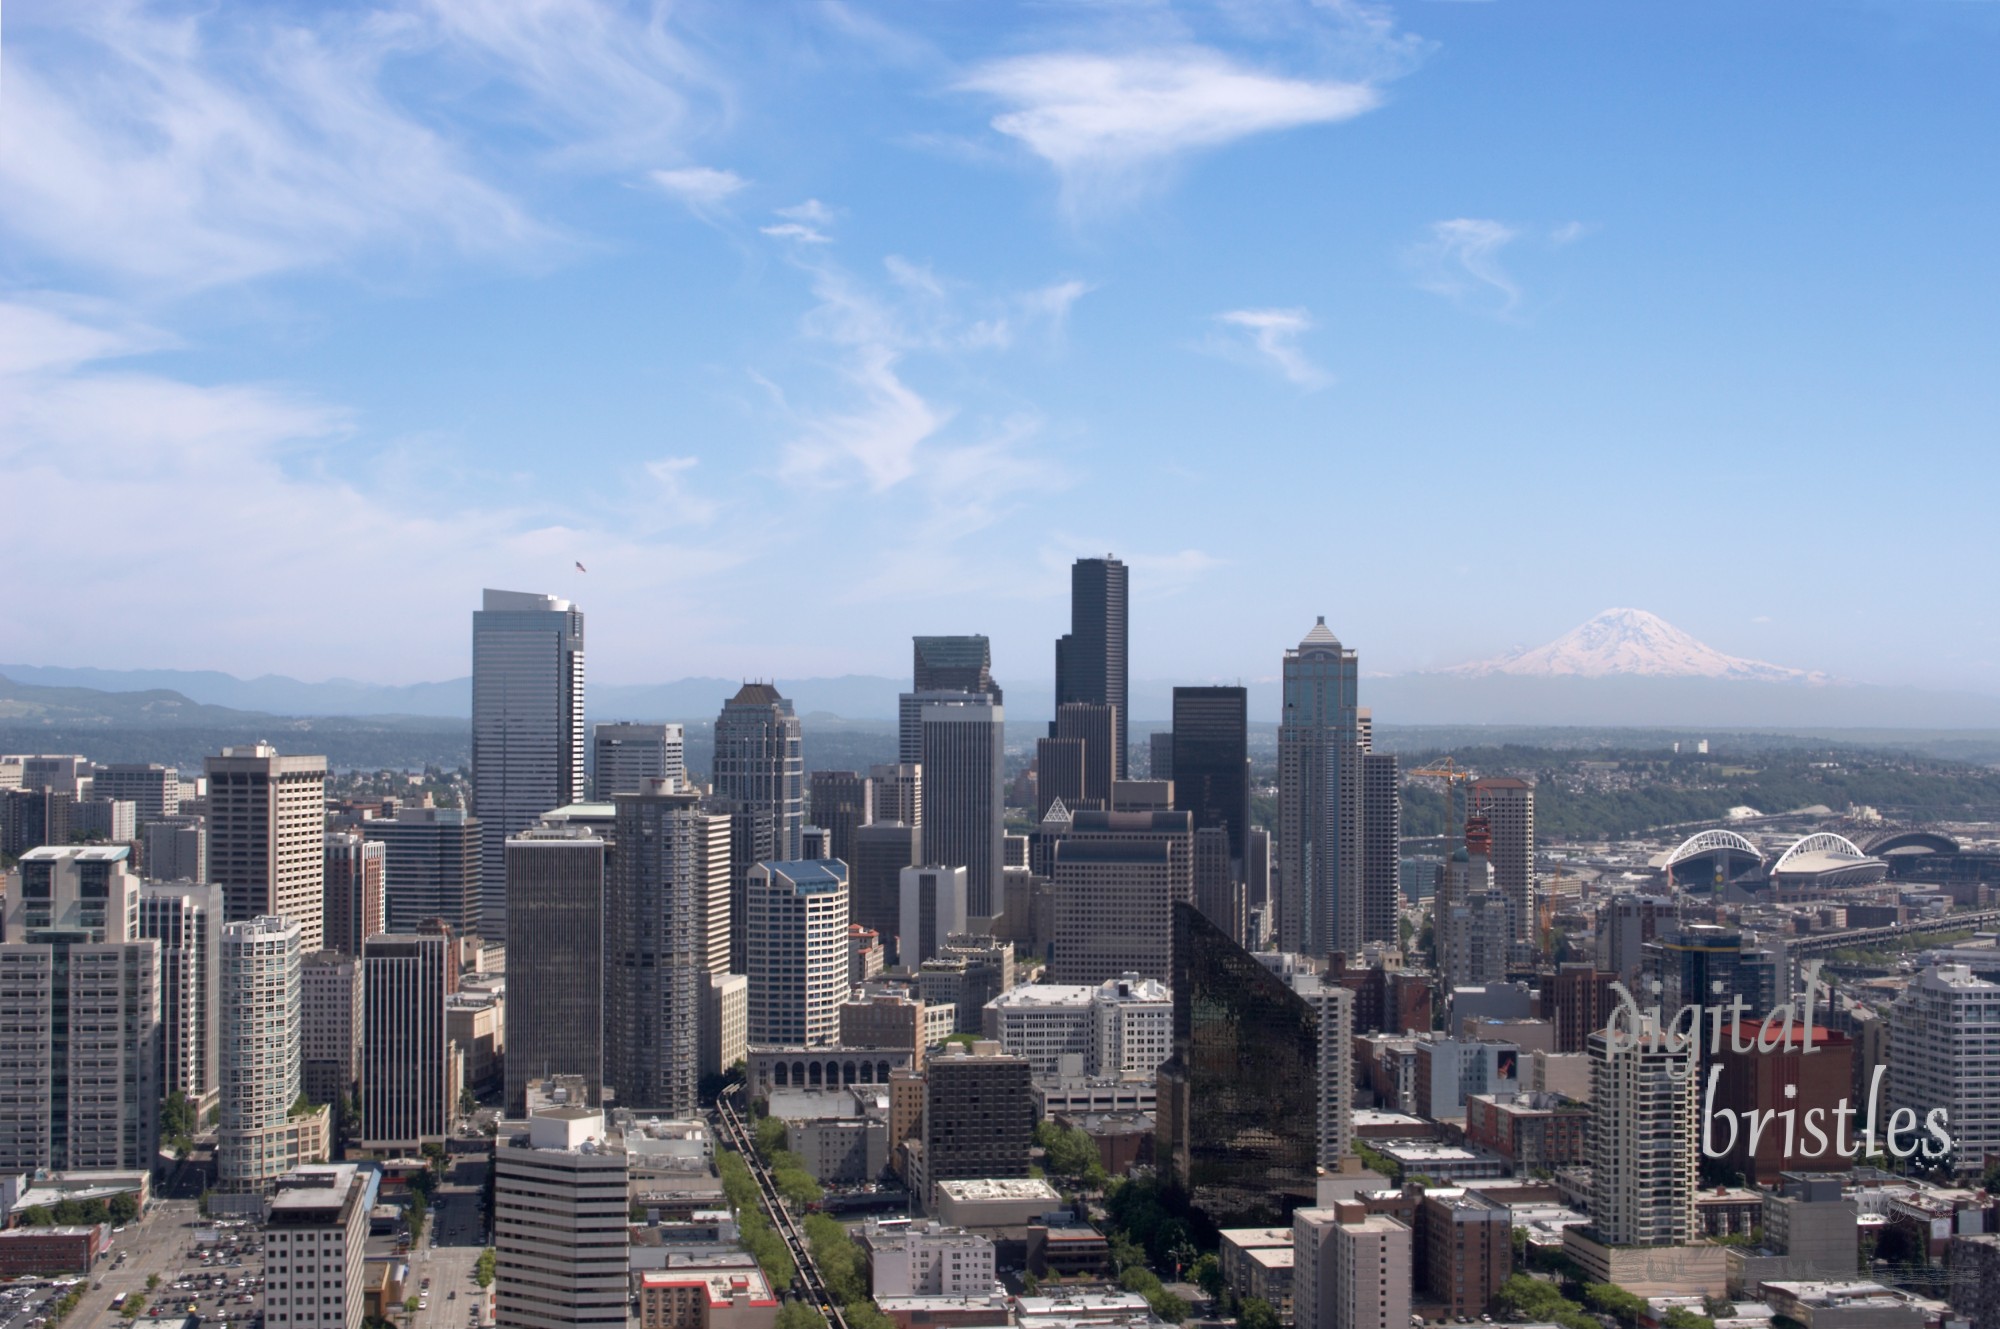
1054, 556, 1129, 779
1171, 686, 1250, 873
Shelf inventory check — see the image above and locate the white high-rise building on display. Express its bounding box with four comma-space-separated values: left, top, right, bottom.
1473, 778, 1536, 951
1587, 1027, 1696, 1246
495, 1105, 630, 1329
220, 915, 310, 1191
591, 723, 686, 798
746, 860, 850, 1047
0, 846, 161, 1171
140, 880, 222, 1116
472, 588, 587, 938
899, 865, 969, 969
1091, 975, 1174, 1077
1293, 1207, 1411, 1329
206, 745, 329, 950
301, 951, 363, 1110
1890, 964, 2000, 1171
264, 1163, 376, 1329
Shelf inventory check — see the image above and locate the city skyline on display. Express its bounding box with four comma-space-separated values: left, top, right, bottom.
3, 3, 1996, 694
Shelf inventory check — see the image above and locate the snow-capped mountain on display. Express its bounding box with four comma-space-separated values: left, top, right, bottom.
1442, 608, 1828, 683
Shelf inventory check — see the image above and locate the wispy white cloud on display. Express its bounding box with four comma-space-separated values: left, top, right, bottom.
0, 299, 743, 679
761, 222, 833, 244
956, 47, 1377, 208
1549, 220, 1590, 246
1213, 307, 1330, 389
0, 5, 552, 289
649, 166, 748, 213
1410, 218, 1521, 311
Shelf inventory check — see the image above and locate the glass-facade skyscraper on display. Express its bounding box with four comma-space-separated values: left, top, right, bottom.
1277, 617, 1358, 958
1055, 556, 1129, 780
471, 588, 586, 938
1171, 686, 1250, 873
1157, 901, 1323, 1226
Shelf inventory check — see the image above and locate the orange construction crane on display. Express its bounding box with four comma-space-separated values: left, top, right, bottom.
1410, 757, 1476, 850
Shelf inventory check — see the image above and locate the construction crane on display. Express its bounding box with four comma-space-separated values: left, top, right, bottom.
1409, 756, 1476, 852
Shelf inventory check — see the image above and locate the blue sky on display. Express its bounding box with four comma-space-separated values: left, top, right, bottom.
3, 0, 1996, 695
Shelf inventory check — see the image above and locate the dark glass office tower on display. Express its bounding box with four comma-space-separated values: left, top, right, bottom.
1054, 556, 1129, 779
1053, 703, 1116, 809
1171, 686, 1249, 872
913, 636, 1003, 700
1157, 901, 1321, 1226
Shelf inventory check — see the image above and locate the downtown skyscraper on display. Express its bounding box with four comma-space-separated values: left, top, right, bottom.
1278, 618, 1359, 958
603, 782, 710, 1114
1055, 556, 1129, 780
713, 683, 805, 862
471, 588, 586, 937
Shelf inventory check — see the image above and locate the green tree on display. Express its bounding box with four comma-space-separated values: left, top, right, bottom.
146, 1276, 161, 1292
755, 1116, 789, 1161
161, 1091, 198, 1150
109, 1193, 140, 1224
775, 1302, 827, 1329
1663, 1311, 1715, 1329
20, 1205, 52, 1227
120, 1296, 147, 1319
475, 1248, 496, 1289
1239, 1299, 1281, 1329
405, 1296, 421, 1315
1585, 1283, 1650, 1325
1190, 1253, 1224, 1301
459, 1087, 479, 1117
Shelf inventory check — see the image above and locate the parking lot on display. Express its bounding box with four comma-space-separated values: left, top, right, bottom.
0, 1278, 80, 1329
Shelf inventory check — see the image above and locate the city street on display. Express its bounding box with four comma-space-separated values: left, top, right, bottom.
405, 1152, 492, 1329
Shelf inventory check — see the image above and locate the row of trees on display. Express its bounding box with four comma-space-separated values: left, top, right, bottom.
20, 1194, 140, 1226
717, 1150, 795, 1288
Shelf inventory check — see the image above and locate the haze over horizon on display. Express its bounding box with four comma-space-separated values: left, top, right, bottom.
4, 2, 1996, 694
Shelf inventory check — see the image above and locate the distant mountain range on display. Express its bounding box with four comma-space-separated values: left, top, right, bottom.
8, 606, 2000, 732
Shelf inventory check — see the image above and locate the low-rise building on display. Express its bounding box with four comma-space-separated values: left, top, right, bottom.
1463, 1090, 1590, 1172
635, 1269, 778, 1329
932, 1178, 1064, 1230
1218, 1228, 1294, 1320
863, 1219, 997, 1298
1419, 1191, 1510, 1320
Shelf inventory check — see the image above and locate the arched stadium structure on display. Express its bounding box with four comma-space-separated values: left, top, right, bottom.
1769, 831, 1888, 890
1653, 829, 1768, 892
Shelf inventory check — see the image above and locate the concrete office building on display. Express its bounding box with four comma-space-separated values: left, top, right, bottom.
1055, 556, 1129, 780
1035, 736, 1088, 822
713, 684, 804, 862
140, 880, 222, 1115
1588, 1027, 1697, 1246
1053, 704, 1117, 811
809, 771, 872, 868
219, 915, 308, 1191
746, 860, 851, 1048
915, 693, 1006, 919
321, 832, 384, 958
264, 1163, 375, 1329
592, 723, 686, 798
370, 808, 481, 936
899, 866, 969, 969
864, 1220, 998, 1298
1293, 1206, 1411, 1329
1277, 619, 1359, 959
604, 782, 709, 1114
206, 745, 328, 949
703, 973, 749, 1084
1050, 809, 1193, 986
1890, 964, 2000, 1173
870, 763, 922, 830
495, 1105, 630, 1329
1473, 778, 1537, 950
922, 1044, 1034, 1208
361, 933, 451, 1151
704, 794, 773, 976
1149, 732, 1174, 783
0, 846, 161, 1171
70, 796, 135, 845
472, 588, 587, 937
301, 950, 363, 1109
144, 815, 207, 884
506, 824, 607, 1111
1194, 826, 1245, 946
91, 764, 180, 826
